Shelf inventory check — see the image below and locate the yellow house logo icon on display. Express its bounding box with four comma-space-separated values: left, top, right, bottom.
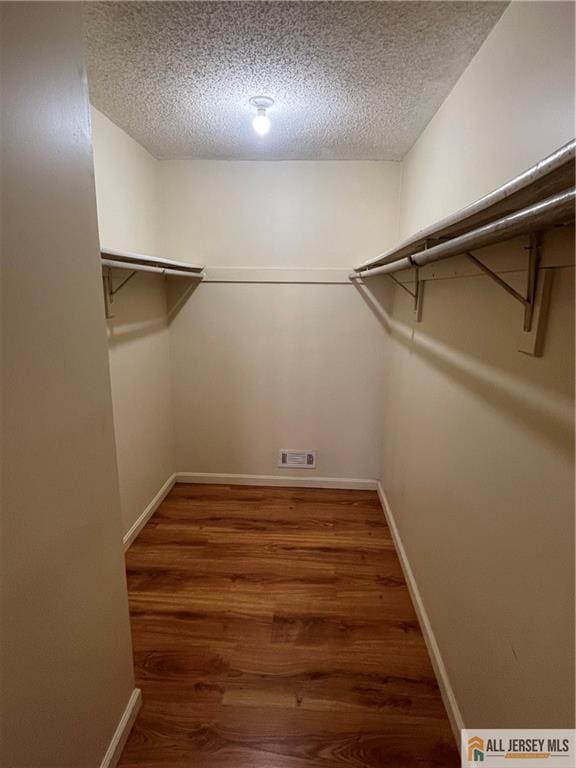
467, 736, 485, 762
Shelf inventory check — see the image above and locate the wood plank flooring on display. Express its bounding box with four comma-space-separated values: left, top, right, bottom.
119, 484, 459, 767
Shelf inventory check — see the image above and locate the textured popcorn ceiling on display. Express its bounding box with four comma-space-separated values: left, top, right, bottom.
84, 1, 507, 160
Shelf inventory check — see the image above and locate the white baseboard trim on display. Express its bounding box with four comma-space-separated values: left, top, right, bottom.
376, 482, 464, 742
176, 472, 378, 491
123, 473, 176, 550
100, 688, 142, 768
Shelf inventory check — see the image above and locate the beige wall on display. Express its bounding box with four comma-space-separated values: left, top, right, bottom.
104, 274, 175, 536
400, 0, 575, 238
381, 0, 575, 729
168, 281, 387, 479
91, 129, 402, 489
160, 160, 400, 268
92, 134, 402, 491
91, 108, 158, 254
0, 5, 135, 766
160, 160, 401, 479
91, 108, 175, 535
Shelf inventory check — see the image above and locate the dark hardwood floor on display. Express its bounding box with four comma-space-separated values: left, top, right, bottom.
119, 484, 459, 767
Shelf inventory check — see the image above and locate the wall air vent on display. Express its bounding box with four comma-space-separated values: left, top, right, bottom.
278, 450, 316, 469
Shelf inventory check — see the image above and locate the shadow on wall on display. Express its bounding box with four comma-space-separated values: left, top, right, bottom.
166, 275, 202, 321
105, 272, 200, 344
354, 240, 574, 461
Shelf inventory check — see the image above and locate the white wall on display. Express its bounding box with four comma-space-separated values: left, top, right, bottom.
91, 108, 175, 536
160, 160, 401, 480
0, 5, 135, 766
381, 0, 575, 731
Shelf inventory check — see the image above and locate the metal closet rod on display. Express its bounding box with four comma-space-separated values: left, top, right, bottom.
350, 188, 575, 280
355, 138, 575, 272
102, 258, 204, 279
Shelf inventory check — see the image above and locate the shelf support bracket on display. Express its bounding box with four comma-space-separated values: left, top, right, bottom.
102, 266, 137, 320
524, 232, 540, 332
387, 268, 424, 322
103, 267, 114, 320
464, 233, 551, 356
463, 250, 529, 307
413, 270, 424, 323
387, 273, 416, 300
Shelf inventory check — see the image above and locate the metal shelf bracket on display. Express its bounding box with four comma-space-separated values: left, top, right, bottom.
102, 265, 137, 320
464, 233, 552, 356
387, 267, 424, 322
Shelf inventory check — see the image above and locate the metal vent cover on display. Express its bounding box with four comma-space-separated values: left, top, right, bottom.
278, 450, 316, 469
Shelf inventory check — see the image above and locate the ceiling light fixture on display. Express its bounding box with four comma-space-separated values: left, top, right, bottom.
249, 96, 274, 136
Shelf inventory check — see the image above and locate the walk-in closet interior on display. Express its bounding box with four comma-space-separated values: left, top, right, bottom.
1, 2, 575, 767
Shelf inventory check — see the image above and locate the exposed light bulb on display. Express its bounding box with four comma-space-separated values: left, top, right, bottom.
252, 108, 271, 136
249, 97, 274, 137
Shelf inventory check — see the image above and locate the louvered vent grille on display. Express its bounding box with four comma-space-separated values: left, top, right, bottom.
278, 450, 316, 469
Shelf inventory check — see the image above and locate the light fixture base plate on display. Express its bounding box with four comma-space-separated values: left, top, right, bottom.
249, 96, 274, 109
